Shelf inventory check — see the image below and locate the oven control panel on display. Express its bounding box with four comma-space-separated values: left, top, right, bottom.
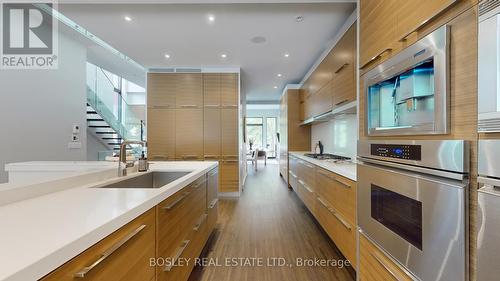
370, 144, 421, 160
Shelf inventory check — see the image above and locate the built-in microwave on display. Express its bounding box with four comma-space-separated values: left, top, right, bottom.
364, 25, 449, 136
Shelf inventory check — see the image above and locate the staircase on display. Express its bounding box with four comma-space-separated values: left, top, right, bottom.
86, 62, 144, 157
86, 103, 123, 152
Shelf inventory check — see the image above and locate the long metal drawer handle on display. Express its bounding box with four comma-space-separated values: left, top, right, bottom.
74, 224, 147, 278
289, 171, 297, 179
333, 212, 352, 231
208, 170, 218, 177
163, 191, 190, 210
221, 105, 238, 108
209, 198, 219, 209
182, 155, 199, 159
370, 252, 404, 281
360, 48, 392, 69
204, 104, 220, 108
317, 197, 331, 210
204, 155, 219, 159
180, 105, 199, 108
334, 63, 349, 74
164, 240, 190, 272
302, 162, 314, 169
223, 159, 239, 163
334, 99, 349, 106
298, 180, 313, 193
193, 213, 208, 231
194, 179, 207, 189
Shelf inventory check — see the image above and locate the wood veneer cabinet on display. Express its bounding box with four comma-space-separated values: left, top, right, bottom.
291, 156, 357, 268
147, 108, 175, 160
279, 89, 311, 184
300, 22, 357, 119
175, 108, 203, 160
147, 72, 240, 193
359, 0, 475, 71
41, 209, 156, 281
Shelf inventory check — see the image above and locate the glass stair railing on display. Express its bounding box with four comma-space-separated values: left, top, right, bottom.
86, 63, 143, 154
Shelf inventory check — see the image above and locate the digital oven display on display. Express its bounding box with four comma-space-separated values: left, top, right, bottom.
370, 144, 421, 160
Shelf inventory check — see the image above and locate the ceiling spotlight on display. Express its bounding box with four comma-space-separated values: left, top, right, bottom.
295, 16, 304, 22
277, 73, 282, 78
124, 16, 132, 22
284, 53, 290, 58
164, 54, 171, 59
208, 15, 215, 22
273, 86, 278, 89
221, 53, 227, 59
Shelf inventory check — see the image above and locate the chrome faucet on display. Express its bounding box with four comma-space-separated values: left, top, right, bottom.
118, 140, 146, 177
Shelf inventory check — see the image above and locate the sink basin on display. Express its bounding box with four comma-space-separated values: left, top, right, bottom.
97, 171, 190, 189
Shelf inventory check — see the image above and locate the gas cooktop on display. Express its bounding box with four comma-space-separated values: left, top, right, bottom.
304, 153, 351, 161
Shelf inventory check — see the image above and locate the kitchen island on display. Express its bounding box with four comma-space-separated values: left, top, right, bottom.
0, 161, 218, 281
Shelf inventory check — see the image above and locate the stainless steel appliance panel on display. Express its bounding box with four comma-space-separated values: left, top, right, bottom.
358, 161, 467, 281
478, 139, 500, 178
358, 139, 468, 174
477, 180, 500, 281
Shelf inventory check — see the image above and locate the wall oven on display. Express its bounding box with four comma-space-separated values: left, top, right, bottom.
478, 0, 500, 132
357, 140, 468, 281
364, 25, 449, 136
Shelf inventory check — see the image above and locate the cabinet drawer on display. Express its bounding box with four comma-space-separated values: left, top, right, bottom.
157, 177, 206, 261
297, 178, 316, 215
297, 160, 315, 191
360, 234, 414, 281
207, 198, 218, 235
315, 168, 356, 225
41, 209, 155, 281
220, 160, 239, 193
316, 196, 356, 267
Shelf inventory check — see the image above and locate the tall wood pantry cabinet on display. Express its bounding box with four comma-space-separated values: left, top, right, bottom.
279, 88, 311, 185
147, 72, 240, 193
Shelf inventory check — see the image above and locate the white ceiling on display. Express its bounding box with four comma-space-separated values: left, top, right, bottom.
58, 2, 355, 101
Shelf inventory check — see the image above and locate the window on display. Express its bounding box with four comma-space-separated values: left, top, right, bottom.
246, 117, 263, 150
266, 117, 277, 158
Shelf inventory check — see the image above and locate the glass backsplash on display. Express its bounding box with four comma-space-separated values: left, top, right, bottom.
368, 59, 435, 131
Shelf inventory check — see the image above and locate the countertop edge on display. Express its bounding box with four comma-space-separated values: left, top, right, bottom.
289, 152, 357, 181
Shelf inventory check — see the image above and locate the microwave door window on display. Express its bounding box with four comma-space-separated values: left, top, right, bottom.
371, 184, 423, 250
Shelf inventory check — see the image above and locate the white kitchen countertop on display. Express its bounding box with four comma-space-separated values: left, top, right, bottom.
4, 161, 117, 172
0, 161, 218, 281
289, 152, 356, 181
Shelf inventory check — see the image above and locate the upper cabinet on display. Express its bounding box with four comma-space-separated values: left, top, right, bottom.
203, 73, 221, 107
220, 73, 239, 107
300, 22, 357, 120
359, 0, 473, 71
147, 73, 176, 108
175, 73, 203, 108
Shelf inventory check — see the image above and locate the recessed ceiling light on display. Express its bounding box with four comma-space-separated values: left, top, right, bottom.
220, 53, 227, 59
273, 86, 278, 89
277, 73, 282, 78
251, 36, 267, 44
124, 16, 132, 22
284, 53, 290, 58
208, 15, 215, 22
296, 16, 304, 22
164, 54, 171, 59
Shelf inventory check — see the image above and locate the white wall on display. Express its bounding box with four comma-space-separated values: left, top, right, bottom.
311, 114, 357, 159
0, 33, 88, 183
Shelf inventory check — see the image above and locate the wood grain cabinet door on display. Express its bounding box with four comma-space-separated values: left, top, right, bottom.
175, 108, 203, 160
203, 73, 221, 107
359, 0, 399, 70
203, 108, 221, 159
175, 73, 203, 108
41, 209, 156, 281
221, 108, 238, 157
147, 73, 176, 108
220, 73, 239, 107
147, 108, 175, 161
220, 160, 239, 193
331, 24, 356, 108
313, 82, 333, 116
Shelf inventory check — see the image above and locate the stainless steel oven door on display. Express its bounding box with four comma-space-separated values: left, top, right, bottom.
358, 161, 467, 281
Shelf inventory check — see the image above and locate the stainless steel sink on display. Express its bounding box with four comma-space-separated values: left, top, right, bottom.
96, 171, 190, 189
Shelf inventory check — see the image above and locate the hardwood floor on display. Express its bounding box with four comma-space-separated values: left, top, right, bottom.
189, 163, 355, 281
